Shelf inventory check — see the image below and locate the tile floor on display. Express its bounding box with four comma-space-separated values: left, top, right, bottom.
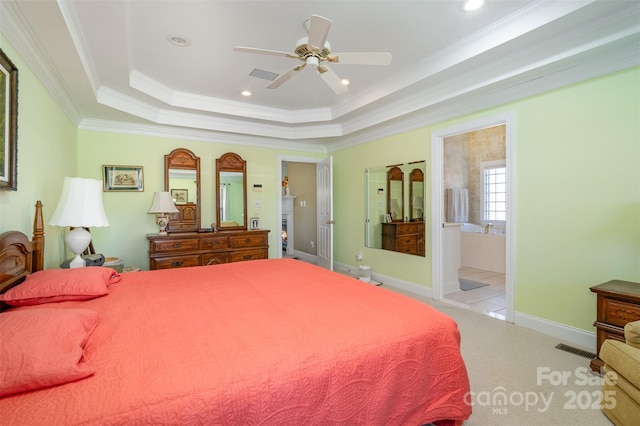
445, 266, 506, 320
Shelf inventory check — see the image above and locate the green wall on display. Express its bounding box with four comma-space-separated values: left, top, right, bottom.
0, 36, 77, 269
1, 30, 638, 334
76, 130, 323, 270
332, 66, 640, 331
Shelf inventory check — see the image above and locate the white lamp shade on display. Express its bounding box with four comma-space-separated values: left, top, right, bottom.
50, 177, 110, 227
412, 197, 423, 209
148, 192, 179, 214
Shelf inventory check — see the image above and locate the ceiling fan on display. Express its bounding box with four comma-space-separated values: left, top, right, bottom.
234, 15, 392, 94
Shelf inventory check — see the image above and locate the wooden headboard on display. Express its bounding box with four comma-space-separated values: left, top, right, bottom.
0, 201, 45, 295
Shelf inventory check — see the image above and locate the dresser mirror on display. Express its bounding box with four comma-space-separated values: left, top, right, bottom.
409, 167, 424, 221
165, 148, 201, 233
387, 166, 404, 222
216, 152, 247, 231
364, 161, 426, 255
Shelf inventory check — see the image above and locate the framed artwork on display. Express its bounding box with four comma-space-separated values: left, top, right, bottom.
0, 49, 18, 191
171, 188, 188, 203
102, 165, 144, 191
250, 217, 260, 230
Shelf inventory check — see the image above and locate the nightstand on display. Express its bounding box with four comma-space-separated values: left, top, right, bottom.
590, 280, 640, 373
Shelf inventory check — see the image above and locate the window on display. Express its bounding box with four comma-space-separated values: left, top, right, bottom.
482, 160, 506, 222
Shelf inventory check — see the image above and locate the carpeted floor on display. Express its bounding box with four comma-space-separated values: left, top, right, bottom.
386, 285, 611, 425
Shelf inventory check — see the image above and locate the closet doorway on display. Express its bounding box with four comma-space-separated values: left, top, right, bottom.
431, 112, 515, 322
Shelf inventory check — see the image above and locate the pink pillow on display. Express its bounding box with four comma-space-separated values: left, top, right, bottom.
0, 308, 98, 396
0, 267, 121, 306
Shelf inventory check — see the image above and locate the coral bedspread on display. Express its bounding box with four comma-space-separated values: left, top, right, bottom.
1, 259, 470, 425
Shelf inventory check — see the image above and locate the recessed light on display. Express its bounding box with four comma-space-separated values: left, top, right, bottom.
341, 78, 350, 86
167, 34, 191, 47
462, 0, 484, 12
241, 90, 252, 97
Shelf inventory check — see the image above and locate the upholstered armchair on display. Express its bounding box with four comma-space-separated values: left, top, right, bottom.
599, 320, 640, 425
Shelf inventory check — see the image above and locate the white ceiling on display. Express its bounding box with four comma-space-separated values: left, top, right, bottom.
2, 0, 639, 152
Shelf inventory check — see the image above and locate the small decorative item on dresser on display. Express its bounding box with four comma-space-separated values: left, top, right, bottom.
148, 192, 179, 235
250, 217, 260, 230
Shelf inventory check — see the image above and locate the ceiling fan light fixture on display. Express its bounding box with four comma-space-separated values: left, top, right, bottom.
341, 78, 350, 86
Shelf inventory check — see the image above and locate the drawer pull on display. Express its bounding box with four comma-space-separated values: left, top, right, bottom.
243, 255, 252, 260
245, 238, 251, 243
173, 243, 182, 248
171, 261, 184, 267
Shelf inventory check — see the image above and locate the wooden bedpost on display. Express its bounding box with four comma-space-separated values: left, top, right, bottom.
33, 200, 45, 271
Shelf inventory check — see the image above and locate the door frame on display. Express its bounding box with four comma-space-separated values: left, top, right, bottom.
430, 111, 516, 322
277, 155, 329, 263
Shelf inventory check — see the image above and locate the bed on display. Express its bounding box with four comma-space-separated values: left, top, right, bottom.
0, 201, 471, 425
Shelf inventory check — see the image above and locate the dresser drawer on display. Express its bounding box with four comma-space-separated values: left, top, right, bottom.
229, 234, 268, 249
201, 236, 229, 251
396, 224, 421, 235
229, 249, 267, 263
151, 255, 200, 269
202, 252, 228, 266
151, 238, 200, 253
602, 298, 640, 327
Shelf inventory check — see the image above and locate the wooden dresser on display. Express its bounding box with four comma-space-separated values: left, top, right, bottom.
589, 280, 640, 373
381, 222, 425, 256
148, 230, 269, 270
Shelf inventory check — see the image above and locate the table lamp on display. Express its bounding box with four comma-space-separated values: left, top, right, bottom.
49, 177, 110, 268
148, 191, 179, 235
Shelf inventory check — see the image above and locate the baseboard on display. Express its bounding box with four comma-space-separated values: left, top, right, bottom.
514, 311, 596, 352
292, 250, 317, 264
334, 262, 431, 297
334, 261, 595, 351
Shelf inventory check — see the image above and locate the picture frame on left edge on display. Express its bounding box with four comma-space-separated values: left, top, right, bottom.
103, 165, 144, 191
0, 49, 19, 191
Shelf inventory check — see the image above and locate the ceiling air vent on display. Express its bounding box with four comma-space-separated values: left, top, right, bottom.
249, 68, 278, 81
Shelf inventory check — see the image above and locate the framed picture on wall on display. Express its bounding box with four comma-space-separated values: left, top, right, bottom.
250, 217, 260, 230
0, 49, 18, 191
171, 188, 188, 203
102, 165, 144, 191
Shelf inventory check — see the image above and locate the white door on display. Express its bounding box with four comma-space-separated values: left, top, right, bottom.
316, 156, 333, 270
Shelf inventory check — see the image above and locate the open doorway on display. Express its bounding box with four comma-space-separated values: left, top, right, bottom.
431, 112, 515, 322
277, 155, 333, 269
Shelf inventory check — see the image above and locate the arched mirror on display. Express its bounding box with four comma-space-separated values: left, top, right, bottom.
216, 152, 247, 231
165, 148, 201, 233
387, 166, 404, 221
409, 168, 424, 222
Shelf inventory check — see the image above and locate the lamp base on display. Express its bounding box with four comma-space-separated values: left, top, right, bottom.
65, 228, 92, 268
69, 253, 86, 268
156, 214, 169, 235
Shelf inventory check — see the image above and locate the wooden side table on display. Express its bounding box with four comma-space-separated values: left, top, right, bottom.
589, 280, 640, 373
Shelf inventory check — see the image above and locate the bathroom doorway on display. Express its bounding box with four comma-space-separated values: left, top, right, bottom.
431, 112, 515, 322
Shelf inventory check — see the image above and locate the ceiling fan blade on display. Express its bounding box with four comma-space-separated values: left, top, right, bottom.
307, 15, 331, 51
234, 46, 298, 59
327, 52, 392, 65
317, 64, 348, 95
266, 64, 306, 89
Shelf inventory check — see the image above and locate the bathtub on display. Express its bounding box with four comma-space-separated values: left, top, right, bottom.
460, 224, 505, 273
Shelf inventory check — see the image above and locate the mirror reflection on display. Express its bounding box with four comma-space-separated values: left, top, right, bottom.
164, 148, 200, 233
168, 169, 197, 204
219, 171, 244, 227
365, 161, 426, 256
216, 152, 247, 230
